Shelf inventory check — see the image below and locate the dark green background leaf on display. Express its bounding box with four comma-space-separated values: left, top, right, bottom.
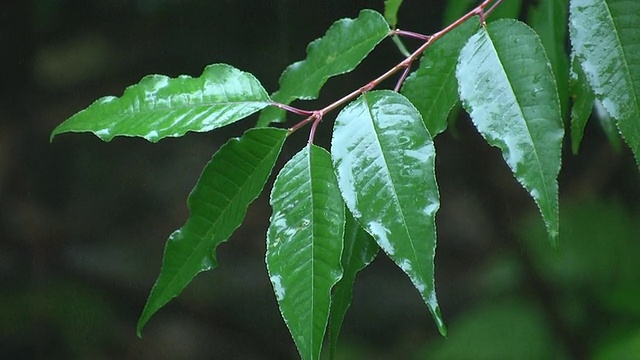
52, 64, 271, 142
569, 0, 640, 164
457, 19, 564, 247
332, 90, 446, 336
328, 212, 378, 360
569, 54, 595, 154
529, 0, 570, 121
401, 17, 480, 137
257, 10, 390, 126
137, 127, 287, 335
266, 145, 345, 360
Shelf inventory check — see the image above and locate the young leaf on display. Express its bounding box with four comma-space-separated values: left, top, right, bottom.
137, 127, 287, 335
384, 0, 403, 28
332, 90, 446, 336
51, 64, 271, 142
266, 145, 345, 360
328, 212, 378, 360
401, 16, 480, 137
570, 54, 595, 154
257, 10, 390, 126
569, 0, 640, 164
529, 0, 570, 121
456, 19, 564, 247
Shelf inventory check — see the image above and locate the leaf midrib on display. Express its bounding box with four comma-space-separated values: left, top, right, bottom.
485, 25, 554, 211
361, 93, 427, 287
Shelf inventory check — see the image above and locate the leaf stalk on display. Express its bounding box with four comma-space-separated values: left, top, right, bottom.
280, 0, 501, 141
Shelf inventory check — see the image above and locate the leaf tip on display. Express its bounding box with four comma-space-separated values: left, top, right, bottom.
432, 305, 447, 337
549, 231, 560, 252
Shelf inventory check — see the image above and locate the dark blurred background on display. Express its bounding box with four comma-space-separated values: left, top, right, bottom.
2, 0, 640, 359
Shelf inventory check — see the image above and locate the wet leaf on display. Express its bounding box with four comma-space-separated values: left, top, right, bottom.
52, 64, 270, 142
328, 212, 378, 360
569, 54, 595, 154
332, 90, 446, 336
595, 100, 623, 153
257, 10, 389, 126
266, 145, 345, 360
457, 19, 564, 247
569, 0, 640, 164
402, 17, 480, 137
137, 128, 287, 335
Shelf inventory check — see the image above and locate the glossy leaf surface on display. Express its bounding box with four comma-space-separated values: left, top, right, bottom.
570, 54, 595, 154
332, 90, 446, 336
595, 100, 623, 152
266, 145, 345, 360
328, 212, 378, 360
52, 64, 270, 142
569, 0, 640, 163
257, 10, 390, 126
402, 17, 480, 137
457, 19, 564, 246
137, 128, 287, 334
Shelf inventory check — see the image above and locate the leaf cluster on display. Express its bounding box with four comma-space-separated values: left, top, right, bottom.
50, 0, 640, 358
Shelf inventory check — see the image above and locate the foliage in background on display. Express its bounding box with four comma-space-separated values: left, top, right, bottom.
49, 0, 640, 358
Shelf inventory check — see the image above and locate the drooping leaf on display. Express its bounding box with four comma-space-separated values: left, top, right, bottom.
51, 64, 271, 142
384, 0, 403, 28
137, 127, 287, 335
266, 145, 345, 360
595, 99, 623, 152
529, 0, 570, 121
569, 0, 640, 164
332, 90, 446, 336
401, 17, 480, 137
328, 212, 378, 360
570, 54, 595, 154
257, 10, 390, 127
456, 19, 564, 247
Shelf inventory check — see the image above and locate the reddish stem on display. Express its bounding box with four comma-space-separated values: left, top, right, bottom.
277, 0, 500, 142
393, 29, 431, 41
270, 102, 314, 116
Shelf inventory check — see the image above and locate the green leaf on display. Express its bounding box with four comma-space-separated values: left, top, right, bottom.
331, 90, 446, 336
51, 64, 271, 142
328, 212, 378, 360
570, 54, 595, 154
401, 17, 480, 137
257, 10, 390, 127
489, 0, 523, 20
266, 145, 345, 360
569, 0, 640, 164
529, 0, 570, 121
595, 99, 623, 152
443, 0, 476, 25
456, 19, 564, 247
137, 127, 287, 335
384, 0, 403, 28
